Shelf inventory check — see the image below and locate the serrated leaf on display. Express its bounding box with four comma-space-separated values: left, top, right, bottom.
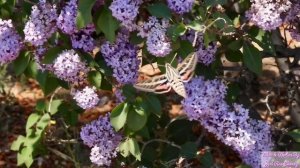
88, 70, 102, 88
147, 3, 171, 19
128, 138, 141, 161
96, 7, 119, 42
76, 0, 97, 29
11, 135, 26, 151
110, 103, 129, 131
242, 42, 262, 75
13, 51, 30, 76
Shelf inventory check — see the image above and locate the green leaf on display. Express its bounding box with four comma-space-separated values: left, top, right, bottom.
122, 84, 136, 101
119, 139, 130, 157
287, 129, 300, 142
76, 0, 97, 29
13, 51, 30, 76
180, 142, 197, 159
236, 164, 251, 168
128, 138, 141, 161
35, 100, 46, 112
187, 21, 206, 32
88, 70, 102, 88
147, 3, 172, 19
205, 0, 227, 7
11, 135, 26, 151
203, 31, 216, 47
242, 42, 262, 75
47, 99, 63, 115
96, 7, 119, 42
167, 119, 196, 144
24, 60, 38, 78
143, 95, 162, 117
200, 151, 214, 168
127, 104, 147, 131
225, 50, 243, 62
36, 113, 50, 132
41, 47, 63, 64
36, 71, 59, 95
110, 103, 129, 131
17, 146, 34, 167
178, 40, 194, 58
228, 40, 242, 51
26, 113, 41, 134
225, 83, 240, 103
167, 23, 186, 41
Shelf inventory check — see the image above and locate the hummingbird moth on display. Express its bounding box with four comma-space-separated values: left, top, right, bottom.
134, 53, 197, 98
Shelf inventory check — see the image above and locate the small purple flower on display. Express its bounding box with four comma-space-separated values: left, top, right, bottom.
57, 0, 77, 35
182, 77, 273, 168
71, 24, 96, 53
167, 0, 195, 14
246, 0, 292, 31
0, 19, 22, 64
24, 0, 57, 46
109, 0, 142, 30
115, 89, 125, 104
72, 86, 100, 109
138, 17, 171, 57
53, 49, 88, 83
101, 32, 140, 84
80, 114, 122, 166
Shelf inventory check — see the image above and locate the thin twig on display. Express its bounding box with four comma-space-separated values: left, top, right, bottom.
48, 87, 62, 112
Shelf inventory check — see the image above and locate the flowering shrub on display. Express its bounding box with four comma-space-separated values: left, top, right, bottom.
3, 0, 300, 167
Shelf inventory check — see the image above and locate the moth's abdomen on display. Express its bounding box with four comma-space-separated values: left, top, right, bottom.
170, 79, 187, 98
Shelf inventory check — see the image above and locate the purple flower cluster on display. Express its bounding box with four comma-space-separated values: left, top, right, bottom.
138, 17, 171, 57
100, 32, 140, 84
183, 31, 217, 65
246, 0, 292, 31
0, 19, 22, 64
72, 86, 100, 109
53, 49, 88, 83
80, 114, 122, 166
109, 0, 142, 31
182, 77, 273, 168
167, 0, 195, 14
71, 24, 96, 53
115, 89, 125, 104
24, 0, 57, 46
57, 0, 77, 35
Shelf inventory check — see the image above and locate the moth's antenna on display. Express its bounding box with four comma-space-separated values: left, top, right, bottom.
170, 53, 178, 64
205, 17, 227, 32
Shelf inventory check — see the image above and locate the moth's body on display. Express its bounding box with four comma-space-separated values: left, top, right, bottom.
134, 53, 197, 98
165, 63, 187, 98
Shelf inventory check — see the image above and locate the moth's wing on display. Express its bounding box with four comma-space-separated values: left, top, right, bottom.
176, 52, 197, 82
134, 75, 170, 94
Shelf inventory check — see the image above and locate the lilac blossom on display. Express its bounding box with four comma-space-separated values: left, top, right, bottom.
246, 0, 292, 31
100, 32, 140, 84
167, 0, 195, 14
138, 17, 171, 57
24, 0, 57, 46
53, 49, 88, 83
57, 0, 77, 34
115, 89, 125, 104
0, 19, 22, 64
71, 24, 96, 53
72, 86, 100, 109
109, 0, 142, 31
182, 77, 273, 168
183, 31, 217, 65
80, 114, 122, 166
